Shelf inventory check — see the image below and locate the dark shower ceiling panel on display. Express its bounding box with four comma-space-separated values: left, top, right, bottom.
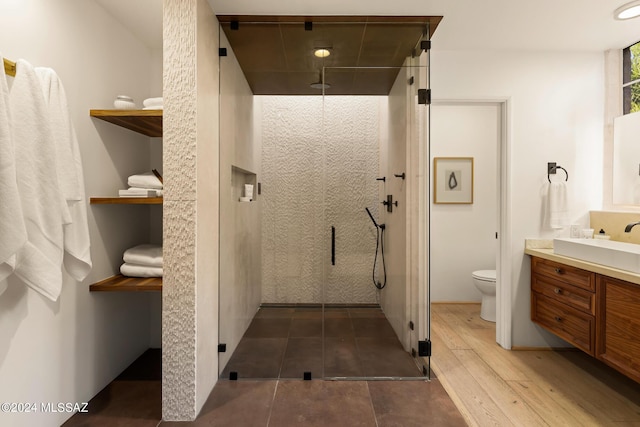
217, 15, 442, 96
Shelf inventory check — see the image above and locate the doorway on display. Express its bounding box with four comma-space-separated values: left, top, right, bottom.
430, 100, 510, 347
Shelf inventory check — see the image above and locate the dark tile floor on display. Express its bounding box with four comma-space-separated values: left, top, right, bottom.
221, 306, 424, 379
64, 349, 467, 427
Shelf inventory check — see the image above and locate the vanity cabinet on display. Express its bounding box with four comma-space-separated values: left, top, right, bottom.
596, 275, 640, 383
530, 257, 596, 355
530, 256, 640, 383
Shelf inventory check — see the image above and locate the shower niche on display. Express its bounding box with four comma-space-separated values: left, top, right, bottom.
232, 165, 257, 202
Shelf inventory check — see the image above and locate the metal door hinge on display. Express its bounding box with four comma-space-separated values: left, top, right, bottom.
219, 48, 227, 57
418, 339, 431, 357
218, 343, 227, 352
421, 40, 431, 51
418, 89, 431, 105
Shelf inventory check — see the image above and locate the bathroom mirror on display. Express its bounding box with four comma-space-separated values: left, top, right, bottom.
613, 111, 640, 205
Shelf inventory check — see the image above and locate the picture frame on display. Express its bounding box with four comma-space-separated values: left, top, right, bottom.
433, 157, 474, 204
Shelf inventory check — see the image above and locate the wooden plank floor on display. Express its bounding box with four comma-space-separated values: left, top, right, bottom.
430, 303, 640, 427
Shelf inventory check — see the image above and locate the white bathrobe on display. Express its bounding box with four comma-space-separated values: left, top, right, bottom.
0, 55, 27, 293
9, 59, 68, 301
36, 67, 92, 281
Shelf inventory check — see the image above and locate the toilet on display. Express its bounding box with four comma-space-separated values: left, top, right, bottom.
472, 270, 497, 322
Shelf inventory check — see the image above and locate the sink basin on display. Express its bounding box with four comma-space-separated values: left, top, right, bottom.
553, 238, 640, 273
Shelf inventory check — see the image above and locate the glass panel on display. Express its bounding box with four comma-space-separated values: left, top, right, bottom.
321, 62, 429, 379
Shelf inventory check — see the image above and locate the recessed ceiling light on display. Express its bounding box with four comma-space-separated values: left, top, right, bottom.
314, 48, 331, 58
615, 0, 640, 20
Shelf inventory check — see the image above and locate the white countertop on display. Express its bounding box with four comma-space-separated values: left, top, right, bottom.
524, 239, 640, 286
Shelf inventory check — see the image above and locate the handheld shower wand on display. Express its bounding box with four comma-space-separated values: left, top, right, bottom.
365, 207, 386, 290
365, 207, 379, 228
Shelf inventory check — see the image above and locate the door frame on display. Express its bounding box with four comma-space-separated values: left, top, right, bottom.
430, 98, 512, 349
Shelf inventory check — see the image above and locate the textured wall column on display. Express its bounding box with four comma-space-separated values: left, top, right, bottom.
162, 0, 220, 420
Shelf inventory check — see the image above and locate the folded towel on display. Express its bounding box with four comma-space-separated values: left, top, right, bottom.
123, 244, 162, 267
548, 181, 569, 229
36, 66, 92, 281
143, 97, 163, 108
10, 59, 68, 300
142, 106, 163, 110
127, 187, 163, 197
128, 172, 163, 190
119, 188, 159, 197
0, 54, 27, 284
120, 262, 162, 278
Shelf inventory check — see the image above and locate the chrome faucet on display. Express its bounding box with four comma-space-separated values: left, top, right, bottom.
624, 221, 640, 232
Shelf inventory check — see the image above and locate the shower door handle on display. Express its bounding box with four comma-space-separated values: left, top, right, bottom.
331, 226, 335, 265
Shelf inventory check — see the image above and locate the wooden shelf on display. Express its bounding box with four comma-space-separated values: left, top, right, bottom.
90, 274, 162, 292
90, 109, 162, 137
90, 197, 163, 205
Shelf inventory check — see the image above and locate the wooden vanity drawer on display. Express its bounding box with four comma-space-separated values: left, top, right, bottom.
532, 293, 595, 355
531, 257, 595, 291
531, 274, 595, 315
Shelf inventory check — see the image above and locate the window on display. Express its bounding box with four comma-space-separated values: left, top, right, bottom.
623, 40, 640, 114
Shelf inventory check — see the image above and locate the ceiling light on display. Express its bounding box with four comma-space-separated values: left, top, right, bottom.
615, 0, 640, 20
314, 48, 331, 58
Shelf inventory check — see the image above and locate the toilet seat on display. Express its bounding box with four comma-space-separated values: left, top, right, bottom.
472, 270, 496, 282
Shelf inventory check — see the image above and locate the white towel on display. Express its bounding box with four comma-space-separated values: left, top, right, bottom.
0, 55, 27, 285
10, 59, 68, 301
548, 181, 569, 229
36, 67, 92, 281
120, 262, 163, 278
123, 244, 162, 267
128, 172, 163, 189
143, 97, 162, 108
119, 188, 159, 197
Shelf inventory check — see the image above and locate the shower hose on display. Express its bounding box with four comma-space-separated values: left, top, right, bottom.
372, 223, 387, 290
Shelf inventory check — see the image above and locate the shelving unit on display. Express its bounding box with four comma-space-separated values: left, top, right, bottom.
89, 108, 163, 292
90, 109, 162, 137
90, 197, 163, 205
90, 274, 162, 292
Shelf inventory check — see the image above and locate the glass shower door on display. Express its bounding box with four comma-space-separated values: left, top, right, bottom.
321, 59, 430, 379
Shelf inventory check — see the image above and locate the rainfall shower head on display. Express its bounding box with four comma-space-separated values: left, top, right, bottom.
365, 207, 379, 228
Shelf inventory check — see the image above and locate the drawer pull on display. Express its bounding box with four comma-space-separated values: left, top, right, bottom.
554, 316, 562, 322
554, 288, 562, 294
554, 268, 564, 275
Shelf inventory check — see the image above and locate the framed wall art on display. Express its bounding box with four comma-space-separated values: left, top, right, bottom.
433, 157, 474, 204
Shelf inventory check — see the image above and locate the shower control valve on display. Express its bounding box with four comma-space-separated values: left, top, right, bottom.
382, 195, 397, 213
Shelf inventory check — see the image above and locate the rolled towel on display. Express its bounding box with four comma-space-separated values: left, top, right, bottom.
128, 171, 162, 189
120, 262, 162, 278
143, 97, 163, 108
123, 244, 162, 267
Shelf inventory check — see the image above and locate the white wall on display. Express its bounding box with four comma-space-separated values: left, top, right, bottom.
0, 1, 160, 426
432, 50, 604, 347
381, 65, 409, 345
430, 103, 499, 302
218, 29, 261, 372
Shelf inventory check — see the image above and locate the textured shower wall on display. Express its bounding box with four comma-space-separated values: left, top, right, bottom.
260, 96, 383, 304
163, 0, 219, 420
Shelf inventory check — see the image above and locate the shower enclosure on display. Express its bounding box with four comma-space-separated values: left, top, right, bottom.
217, 19, 431, 381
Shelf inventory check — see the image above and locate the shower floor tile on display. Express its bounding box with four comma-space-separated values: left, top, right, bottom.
220, 306, 424, 379
280, 337, 323, 379
220, 338, 287, 379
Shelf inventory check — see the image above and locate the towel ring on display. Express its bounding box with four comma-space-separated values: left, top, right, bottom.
548, 166, 568, 183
